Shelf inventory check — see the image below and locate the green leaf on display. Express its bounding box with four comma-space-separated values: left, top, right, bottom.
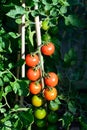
14, 119, 23, 130
50, 8, 57, 17
8, 32, 20, 39
10, 79, 29, 96
16, 58, 25, 67
0, 88, 3, 101
62, 112, 73, 129
0, 37, 5, 51
60, 6, 67, 14
19, 109, 34, 126
44, 4, 52, 11
42, 0, 48, 5
68, 101, 76, 114
0, 78, 4, 87
15, 18, 22, 24
0, 103, 3, 108
79, 116, 87, 130
55, 97, 61, 104
65, 15, 86, 27
28, 26, 35, 46
52, 0, 58, 5
59, 0, 69, 6
64, 53, 70, 63
5, 85, 12, 94
4, 121, 12, 128
0, 108, 6, 113
3, 75, 10, 83
6, 5, 25, 19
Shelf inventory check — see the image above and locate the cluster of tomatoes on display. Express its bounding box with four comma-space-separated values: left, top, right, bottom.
25, 38, 59, 129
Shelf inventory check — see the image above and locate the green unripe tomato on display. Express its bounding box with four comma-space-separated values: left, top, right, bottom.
49, 101, 59, 111
47, 111, 58, 123
42, 19, 50, 31
34, 108, 47, 119
35, 119, 46, 128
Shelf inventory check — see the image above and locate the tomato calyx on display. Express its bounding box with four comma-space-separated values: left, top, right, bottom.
43, 72, 50, 78
43, 72, 59, 87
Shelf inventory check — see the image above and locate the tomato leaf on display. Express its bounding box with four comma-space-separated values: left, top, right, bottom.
28, 26, 35, 47
8, 32, 20, 39
68, 101, 76, 114
60, 6, 67, 14
6, 5, 25, 19
10, 79, 29, 96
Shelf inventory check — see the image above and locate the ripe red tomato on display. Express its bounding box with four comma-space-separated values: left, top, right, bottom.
29, 82, 42, 94
41, 42, 55, 56
27, 68, 41, 81
25, 54, 39, 67
44, 72, 58, 87
44, 87, 58, 101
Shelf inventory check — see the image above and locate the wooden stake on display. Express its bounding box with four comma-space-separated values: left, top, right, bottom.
21, 0, 25, 78
20, 0, 25, 106
34, 5, 44, 89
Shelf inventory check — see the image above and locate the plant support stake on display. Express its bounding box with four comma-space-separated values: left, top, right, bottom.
20, 0, 25, 106
21, 0, 25, 78
34, 4, 44, 89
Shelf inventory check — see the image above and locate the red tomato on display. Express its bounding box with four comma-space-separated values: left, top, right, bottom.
27, 68, 41, 81
25, 54, 39, 67
29, 82, 42, 94
41, 42, 55, 56
44, 72, 58, 87
44, 87, 58, 101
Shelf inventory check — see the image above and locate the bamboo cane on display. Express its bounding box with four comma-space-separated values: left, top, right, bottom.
20, 0, 25, 106
34, 4, 44, 89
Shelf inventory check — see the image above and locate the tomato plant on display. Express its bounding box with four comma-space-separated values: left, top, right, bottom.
29, 82, 42, 94
25, 54, 39, 67
44, 88, 58, 101
34, 108, 47, 120
31, 95, 43, 107
44, 72, 58, 87
41, 42, 55, 56
26, 68, 41, 81
0, 0, 86, 129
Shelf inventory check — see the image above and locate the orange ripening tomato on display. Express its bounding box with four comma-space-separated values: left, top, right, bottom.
44, 87, 58, 101
29, 82, 42, 94
26, 68, 41, 81
41, 42, 55, 56
44, 72, 58, 87
25, 54, 39, 67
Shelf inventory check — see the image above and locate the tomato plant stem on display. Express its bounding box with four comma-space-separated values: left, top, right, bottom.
34, 4, 44, 89
3, 95, 10, 108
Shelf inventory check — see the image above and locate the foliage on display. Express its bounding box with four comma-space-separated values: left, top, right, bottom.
0, 0, 87, 129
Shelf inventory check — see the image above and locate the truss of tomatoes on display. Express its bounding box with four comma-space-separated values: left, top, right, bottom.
25, 41, 59, 122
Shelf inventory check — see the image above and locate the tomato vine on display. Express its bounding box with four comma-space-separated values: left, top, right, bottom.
0, 0, 87, 130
